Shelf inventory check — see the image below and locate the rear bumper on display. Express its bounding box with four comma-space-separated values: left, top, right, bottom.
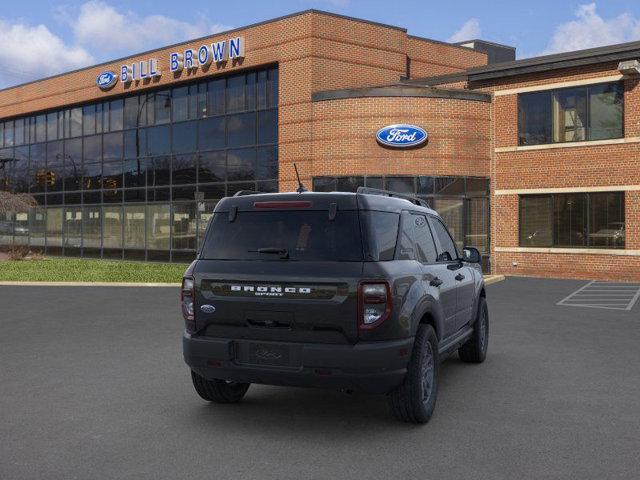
183, 334, 413, 394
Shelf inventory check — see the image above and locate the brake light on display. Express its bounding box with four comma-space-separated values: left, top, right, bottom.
253, 201, 312, 209
358, 281, 392, 330
181, 276, 195, 321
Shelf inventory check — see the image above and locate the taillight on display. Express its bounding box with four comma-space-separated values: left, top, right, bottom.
358, 281, 392, 330
181, 276, 195, 321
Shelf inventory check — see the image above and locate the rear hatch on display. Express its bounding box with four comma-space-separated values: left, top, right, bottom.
193, 194, 364, 345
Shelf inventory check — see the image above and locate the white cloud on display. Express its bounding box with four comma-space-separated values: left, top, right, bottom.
542, 3, 640, 54
0, 20, 93, 88
448, 18, 481, 43
71, 1, 232, 55
0, 1, 233, 88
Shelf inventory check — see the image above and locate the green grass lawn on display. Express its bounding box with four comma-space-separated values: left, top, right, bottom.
0, 258, 187, 283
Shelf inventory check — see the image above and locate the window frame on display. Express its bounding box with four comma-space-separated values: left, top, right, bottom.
518, 192, 625, 249
428, 215, 461, 263
517, 81, 624, 146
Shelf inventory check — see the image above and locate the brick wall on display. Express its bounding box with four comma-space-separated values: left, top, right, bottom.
482, 63, 640, 281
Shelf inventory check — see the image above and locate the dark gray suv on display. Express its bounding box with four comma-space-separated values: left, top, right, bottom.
182, 188, 488, 423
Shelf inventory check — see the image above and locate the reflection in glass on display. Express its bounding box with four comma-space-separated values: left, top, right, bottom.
147, 204, 170, 250
172, 203, 196, 250
103, 206, 123, 249
83, 206, 102, 249
46, 208, 63, 247
124, 205, 145, 249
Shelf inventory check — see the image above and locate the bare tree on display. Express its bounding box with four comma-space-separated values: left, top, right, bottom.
0, 191, 37, 215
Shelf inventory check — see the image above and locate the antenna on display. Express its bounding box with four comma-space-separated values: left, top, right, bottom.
293, 163, 308, 193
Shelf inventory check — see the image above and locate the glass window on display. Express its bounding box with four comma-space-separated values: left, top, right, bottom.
146, 204, 170, 250
207, 79, 225, 116
102, 160, 122, 190
64, 138, 82, 192
360, 211, 399, 261
150, 156, 171, 186
226, 74, 245, 113
103, 206, 123, 249
154, 91, 171, 124
257, 109, 277, 144
83, 206, 102, 249
257, 70, 268, 110
46, 207, 63, 247
83, 135, 102, 163
553, 87, 588, 143
63, 207, 82, 249
435, 177, 464, 196
554, 193, 587, 247
69, 108, 83, 138
103, 132, 123, 160
124, 205, 145, 249
417, 176, 434, 195
590, 83, 623, 141
83, 105, 96, 135
13, 146, 29, 193
268, 68, 278, 108
256, 146, 277, 180
588, 192, 625, 248
246, 72, 256, 110
198, 151, 225, 183
386, 177, 414, 194
147, 125, 171, 155
172, 202, 196, 250
201, 210, 363, 261
466, 178, 489, 197
109, 100, 124, 131
365, 177, 383, 189
198, 116, 225, 151
4, 121, 14, 146
34, 115, 46, 143
29, 208, 46, 247
172, 120, 197, 153
466, 197, 488, 253
123, 158, 146, 188
124, 128, 145, 158
172, 86, 189, 122
227, 148, 255, 181
519, 195, 554, 247
227, 112, 256, 147
124, 96, 139, 129
172, 154, 197, 185
47, 113, 58, 141
14, 118, 25, 146
429, 216, 458, 262
396, 213, 417, 261
433, 198, 464, 251
411, 215, 437, 263
336, 177, 364, 192
519, 82, 623, 145
313, 177, 337, 192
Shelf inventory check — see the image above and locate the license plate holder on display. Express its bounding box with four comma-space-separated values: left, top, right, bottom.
246, 343, 291, 367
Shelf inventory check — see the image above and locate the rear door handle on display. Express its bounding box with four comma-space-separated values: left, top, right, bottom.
455, 273, 465, 281
429, 277, 443, 287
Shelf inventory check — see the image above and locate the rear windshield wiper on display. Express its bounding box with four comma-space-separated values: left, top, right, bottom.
249, 247, 290, 259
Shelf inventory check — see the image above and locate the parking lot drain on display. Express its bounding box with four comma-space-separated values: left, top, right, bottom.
557, 281, 640, 311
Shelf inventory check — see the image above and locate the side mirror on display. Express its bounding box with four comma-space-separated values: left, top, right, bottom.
462, 247, 481, 264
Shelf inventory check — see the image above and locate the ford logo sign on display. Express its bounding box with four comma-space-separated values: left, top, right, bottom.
200, 304, 216, 314
376, 124, 428, 148
96, 71, 118, 90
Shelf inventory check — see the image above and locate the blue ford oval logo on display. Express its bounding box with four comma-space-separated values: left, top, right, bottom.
96, 71, 118, 90
200, 304, 216, 314
376, 124, 428, 148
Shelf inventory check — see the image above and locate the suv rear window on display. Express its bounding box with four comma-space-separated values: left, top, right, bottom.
201, 211, 364, 261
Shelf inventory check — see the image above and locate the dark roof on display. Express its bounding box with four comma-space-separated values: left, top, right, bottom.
311, 84, 490, 102
453, 39, 516, 51
466, 40, 640, 81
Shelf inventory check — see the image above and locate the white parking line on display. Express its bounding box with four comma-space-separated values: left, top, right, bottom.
557, 281, 640, 311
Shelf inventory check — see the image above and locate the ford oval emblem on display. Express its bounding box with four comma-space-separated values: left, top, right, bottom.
96, 71, 118, 90
200, 304, 216, 314
376, 124, 428, 148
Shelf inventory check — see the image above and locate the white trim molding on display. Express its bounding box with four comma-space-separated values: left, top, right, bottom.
494, 185, 640, 195
494, 136, 640, 153
495, 247, 640, 257
493, 74, 624, 97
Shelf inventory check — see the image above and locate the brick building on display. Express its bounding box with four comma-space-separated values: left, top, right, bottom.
0, 10, 637, 280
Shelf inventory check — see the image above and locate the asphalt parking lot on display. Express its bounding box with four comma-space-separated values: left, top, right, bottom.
1, 277, 639, 480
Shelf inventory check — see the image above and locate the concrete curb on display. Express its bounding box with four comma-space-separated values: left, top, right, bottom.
484, 275, 506, 286
0, 281, 181, 287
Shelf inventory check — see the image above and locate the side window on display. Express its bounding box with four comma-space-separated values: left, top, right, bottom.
412, 214, 438, 263
396, 212, 416, 260
429, 217, 458, 262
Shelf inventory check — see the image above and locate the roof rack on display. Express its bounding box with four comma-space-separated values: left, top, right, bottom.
233, 190, 265, 197
356, 187, 431, 208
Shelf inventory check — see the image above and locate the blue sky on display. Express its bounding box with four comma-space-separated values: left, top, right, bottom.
1, 1, 640, 88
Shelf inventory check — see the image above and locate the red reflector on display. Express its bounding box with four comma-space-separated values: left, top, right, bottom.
254, 201, 312, 209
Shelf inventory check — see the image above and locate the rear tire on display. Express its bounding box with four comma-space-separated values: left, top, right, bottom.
458, 296, 489, 363
388, 324, 439, 424
190, 370, 250, 403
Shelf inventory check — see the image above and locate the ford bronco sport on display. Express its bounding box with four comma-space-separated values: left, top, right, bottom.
182, 188, 488, 423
